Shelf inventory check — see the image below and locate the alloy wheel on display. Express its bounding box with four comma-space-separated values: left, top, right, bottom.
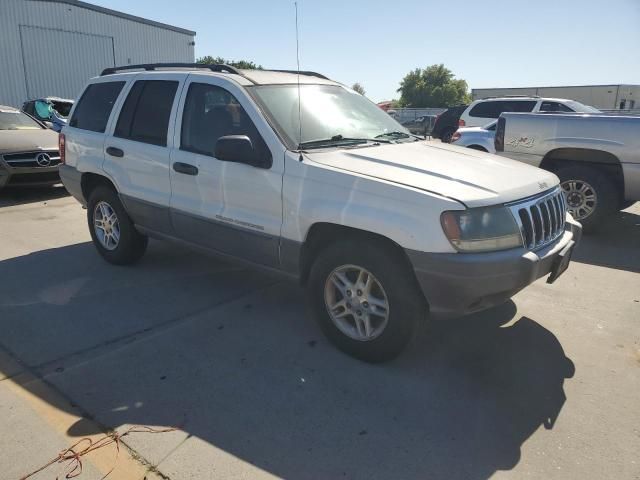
324, 264, 390, 341
93, 201, 120, 251
561, 180, 597, 220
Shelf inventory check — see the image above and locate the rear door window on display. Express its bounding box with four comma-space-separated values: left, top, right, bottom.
115, 80, 179, 147
470, 100, 537, 118
69, 81, 125, 132
469, 101, 503, 118
540, 101, 574, 112
502, 101, 537, 113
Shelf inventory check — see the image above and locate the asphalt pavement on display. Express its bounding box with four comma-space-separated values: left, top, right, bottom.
0, 186, 638, 480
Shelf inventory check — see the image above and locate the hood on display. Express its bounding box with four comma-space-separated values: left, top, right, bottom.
305, 141, 559, 207
0, 129, 59, 155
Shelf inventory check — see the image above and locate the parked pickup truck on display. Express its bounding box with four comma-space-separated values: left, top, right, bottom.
59, 63, 581, 362
495, 113, 640, 231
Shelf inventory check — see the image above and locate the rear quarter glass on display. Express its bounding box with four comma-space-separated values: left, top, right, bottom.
69, 81, 125, 133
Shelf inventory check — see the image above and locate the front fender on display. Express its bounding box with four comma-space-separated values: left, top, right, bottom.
282, 158, 462, 253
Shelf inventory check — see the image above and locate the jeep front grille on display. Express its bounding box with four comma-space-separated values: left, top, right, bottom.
508, 187, 567, 250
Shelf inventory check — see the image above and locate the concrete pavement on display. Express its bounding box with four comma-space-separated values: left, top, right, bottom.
0, 187, 638, 479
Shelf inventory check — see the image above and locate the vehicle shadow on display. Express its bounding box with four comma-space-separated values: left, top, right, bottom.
0, 242, 575, 480
0, 185, 69, 208
572, 208, 640, 273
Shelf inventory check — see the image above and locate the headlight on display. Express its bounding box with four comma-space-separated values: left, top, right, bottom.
441, 206, 523, 252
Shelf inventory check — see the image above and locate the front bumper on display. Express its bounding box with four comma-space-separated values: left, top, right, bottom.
0, 154, 61, 189
407, 216, 582, 318
0, 165, 61, 188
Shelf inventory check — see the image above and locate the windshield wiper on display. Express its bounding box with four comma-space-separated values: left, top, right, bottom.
375, 131, 422, 141
298, 134, 392, 150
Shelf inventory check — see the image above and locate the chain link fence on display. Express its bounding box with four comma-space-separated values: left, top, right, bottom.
385, 107, 447, 124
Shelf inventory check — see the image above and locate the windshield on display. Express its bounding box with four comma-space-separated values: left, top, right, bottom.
249, 84, 410, 149
564, 100, 601, 113
0, 110, 43, 130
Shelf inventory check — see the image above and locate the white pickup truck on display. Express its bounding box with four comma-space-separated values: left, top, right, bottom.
495, 113, 640, 231
59, 64, 581, 362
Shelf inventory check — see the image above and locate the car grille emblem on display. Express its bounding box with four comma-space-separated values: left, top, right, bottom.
35, 152, 52, 167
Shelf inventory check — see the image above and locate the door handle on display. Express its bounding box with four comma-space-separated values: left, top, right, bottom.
173, 162, 199, 176
106, 146, 124, 157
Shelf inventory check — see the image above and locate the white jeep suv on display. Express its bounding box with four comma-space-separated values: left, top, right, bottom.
459, 97, 600, 127
59, 64, 581, 362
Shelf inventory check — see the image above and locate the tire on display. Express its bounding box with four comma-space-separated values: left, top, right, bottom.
556, 165, 618, 233
307, 239, 425, 363
440, 128, 456, 143
87, 185, 148, 265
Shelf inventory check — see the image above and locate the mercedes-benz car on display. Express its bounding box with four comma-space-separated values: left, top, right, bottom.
0, 105, 61, 189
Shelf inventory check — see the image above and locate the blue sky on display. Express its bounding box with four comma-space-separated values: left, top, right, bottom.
91, 0, 640, 102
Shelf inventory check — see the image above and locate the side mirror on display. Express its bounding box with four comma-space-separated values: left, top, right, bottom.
214, 135, 270, 168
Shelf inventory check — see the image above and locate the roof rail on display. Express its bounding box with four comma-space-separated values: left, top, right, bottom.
267, 69, 330, 80
99, 64, 332, 84
481, 95, 541, 99
100, 63, 243, 77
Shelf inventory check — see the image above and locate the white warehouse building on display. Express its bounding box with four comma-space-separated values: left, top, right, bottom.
0, 0, 196, 107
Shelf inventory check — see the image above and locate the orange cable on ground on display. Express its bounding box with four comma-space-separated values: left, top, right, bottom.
20, 424, 179, 480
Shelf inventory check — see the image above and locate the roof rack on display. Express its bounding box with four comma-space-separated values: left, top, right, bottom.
100, 63, 244, 77
267, 69, 330, 80
99, 63, 332, 84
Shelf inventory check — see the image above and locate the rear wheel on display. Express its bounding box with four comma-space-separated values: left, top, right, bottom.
87, 186, 148, 265
556, 166, 618, 233
307, 240, 425, 362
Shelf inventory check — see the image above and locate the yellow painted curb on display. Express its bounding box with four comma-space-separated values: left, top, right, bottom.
6, 372, 157, 480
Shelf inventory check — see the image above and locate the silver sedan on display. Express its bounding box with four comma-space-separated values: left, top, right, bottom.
451, 120, 497, 153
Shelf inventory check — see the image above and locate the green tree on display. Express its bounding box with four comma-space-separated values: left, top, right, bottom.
397, 64, 470, 108
196, 55, 262, 70
351, 82, 366, 96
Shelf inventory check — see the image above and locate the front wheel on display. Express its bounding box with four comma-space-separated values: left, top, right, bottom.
87, 186, 148, 265
556, 166, 618, 233
307, 240, 425, 362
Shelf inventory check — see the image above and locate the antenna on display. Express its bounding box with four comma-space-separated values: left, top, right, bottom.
295, 1, 303, 155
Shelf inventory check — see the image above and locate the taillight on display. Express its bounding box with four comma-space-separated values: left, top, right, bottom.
451, 130, 461, 142
458, 119, 466, 127
58, 133, 65, 164
495, 117, 505, 152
